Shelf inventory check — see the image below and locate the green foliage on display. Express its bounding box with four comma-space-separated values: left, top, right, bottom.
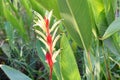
2, 0, 28, 42
60, 34, 81, 80
4, 22, 14, 50
0, 0, 120, 80
58, 0, 93, 50
37, 0, 61, 19
102, 17, 120, 40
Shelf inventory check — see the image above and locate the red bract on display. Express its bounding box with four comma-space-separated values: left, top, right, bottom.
47, 34, 52, 46
45, 52, 53, 80
47, 34, 52, 54
45, 16, 53, 80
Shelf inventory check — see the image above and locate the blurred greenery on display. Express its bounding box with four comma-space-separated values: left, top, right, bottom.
0, 0, 120, 80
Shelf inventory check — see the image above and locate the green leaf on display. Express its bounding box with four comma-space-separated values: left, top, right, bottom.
36, 40, 47, 67
104, 38, 120, 56
53, 56, 63, 80
0, 65, 32, 80
89, 0, 115, 36
58, 0, 93, 50
89, 0, 108, 36
29, 0, 45, 16
0, 0, 3, 16
36, 0, 61, 19
60, 34, 81, 80
111, 0, 117, 13
103, 0, 115, 25
102, 18, 120, 40
4, 22, 14, 50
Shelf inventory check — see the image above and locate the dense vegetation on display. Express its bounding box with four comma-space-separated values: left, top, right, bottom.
0, 0, 120, 80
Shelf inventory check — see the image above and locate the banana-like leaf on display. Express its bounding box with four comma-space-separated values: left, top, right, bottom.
0, 65, 32, 80
102, 18, 120, 40
60, 34, 81, 80
58, 0, 93, 50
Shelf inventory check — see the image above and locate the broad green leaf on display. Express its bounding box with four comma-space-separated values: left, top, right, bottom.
60, 34, 81, 80
58, 0, 93, 50
37, 0, 61, 19
102, 18, 120, 40
0, 65, 32, 80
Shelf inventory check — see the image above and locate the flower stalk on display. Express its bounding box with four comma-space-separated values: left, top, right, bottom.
33, 10, 61, 80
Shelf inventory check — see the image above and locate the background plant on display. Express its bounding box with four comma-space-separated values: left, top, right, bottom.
0, 0, 120, 80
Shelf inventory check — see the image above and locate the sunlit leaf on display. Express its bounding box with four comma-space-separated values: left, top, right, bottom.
58, 0, 93, 50
60, 34, 81, 80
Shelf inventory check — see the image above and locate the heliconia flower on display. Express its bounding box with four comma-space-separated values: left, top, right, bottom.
33, 10, 62, 80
